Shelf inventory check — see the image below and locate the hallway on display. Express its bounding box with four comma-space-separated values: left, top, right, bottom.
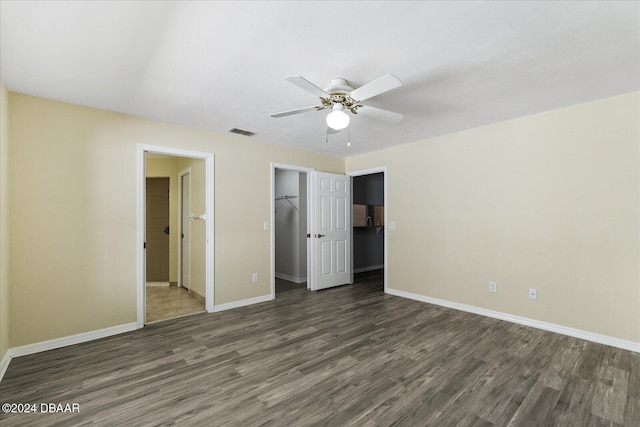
145, 285, 205, 323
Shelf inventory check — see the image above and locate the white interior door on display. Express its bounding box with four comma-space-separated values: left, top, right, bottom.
181, 172, 191, 290
311, 171, 352, 290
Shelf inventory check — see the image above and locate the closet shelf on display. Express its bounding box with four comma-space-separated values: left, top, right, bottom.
275, 195, 298, 212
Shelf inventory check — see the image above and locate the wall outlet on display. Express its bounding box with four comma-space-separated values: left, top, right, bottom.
489, 282, 497, 293
529, 288, 537, 299
252, 273, 259, 283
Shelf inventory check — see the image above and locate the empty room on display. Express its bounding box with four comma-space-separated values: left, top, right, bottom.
0, 1, 638, 426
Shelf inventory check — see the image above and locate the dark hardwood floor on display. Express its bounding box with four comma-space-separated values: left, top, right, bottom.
1, 270, 638, 426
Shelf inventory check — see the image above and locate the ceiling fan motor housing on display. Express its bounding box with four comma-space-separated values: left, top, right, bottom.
320, 78, 362, 113
324, 78, 353, 94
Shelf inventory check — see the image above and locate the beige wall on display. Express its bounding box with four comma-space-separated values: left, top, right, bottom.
0, 84, 10, 361
347, 91, 640, 343
9, 93, 344, 348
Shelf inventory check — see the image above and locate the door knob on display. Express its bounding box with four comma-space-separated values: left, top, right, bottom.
316, 234, 325, 238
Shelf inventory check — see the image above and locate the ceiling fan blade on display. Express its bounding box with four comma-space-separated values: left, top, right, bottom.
357, 105, 403, 123
270, 106, 319, 118
349, 74, 402, 102
285, 75, 330, 98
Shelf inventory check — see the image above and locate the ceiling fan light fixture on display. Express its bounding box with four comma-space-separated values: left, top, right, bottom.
326, 103, 350, 130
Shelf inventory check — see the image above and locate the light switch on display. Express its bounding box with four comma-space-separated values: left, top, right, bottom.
264, 221, 270, 231
389, 221, 396, 230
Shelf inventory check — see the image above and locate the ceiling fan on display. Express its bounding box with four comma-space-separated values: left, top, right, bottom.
271, 74, 403, 131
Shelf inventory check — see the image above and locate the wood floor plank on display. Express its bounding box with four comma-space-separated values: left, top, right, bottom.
1, 271, 638, 426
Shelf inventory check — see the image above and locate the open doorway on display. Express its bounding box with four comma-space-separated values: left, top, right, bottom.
145, 154, 205, 323
146, 177, 170, 286
271, 164, 313, 298
137, 145, 215, 327
349, 167, 387, 292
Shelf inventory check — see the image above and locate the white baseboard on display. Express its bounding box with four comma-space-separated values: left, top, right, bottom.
386, 288, 640, 353
354, 265, 384, 274
214, 294, 273, 312
146, 281, 170, 287
0, 322, 139, 382
275, 273, 307, 284
0, 351, 11, 382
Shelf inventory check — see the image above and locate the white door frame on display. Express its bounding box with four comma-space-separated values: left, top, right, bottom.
270, 163, 314, 298
137, 144, 215, 327
347, 166, 388, 293
177, 167, 192, 289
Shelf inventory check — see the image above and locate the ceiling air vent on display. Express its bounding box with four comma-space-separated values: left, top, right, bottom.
229, 128, 256, 137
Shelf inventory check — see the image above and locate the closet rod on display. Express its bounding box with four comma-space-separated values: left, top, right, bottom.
275, 195, 298, 212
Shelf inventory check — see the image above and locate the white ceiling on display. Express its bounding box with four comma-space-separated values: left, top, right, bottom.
1, 1, 638, 157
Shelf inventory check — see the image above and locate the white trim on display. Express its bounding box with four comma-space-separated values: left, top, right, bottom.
145, 281, 170, 287
270, 163, 314, 299
275, 272, 307, 284
213, 294, 273, 312
0, 351, 11, 382
137, 144, 215, 327
348, 166, 388, 177
177, 167, 192, 289
354, 264, 384, 274
136, 146, 145, 328
305, 172, 312, 291
8, 323, 139, 358
0, 323, 138, 382
386, 288, 640, 353
347, 166, 388, 293
205, 152, 215, 313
